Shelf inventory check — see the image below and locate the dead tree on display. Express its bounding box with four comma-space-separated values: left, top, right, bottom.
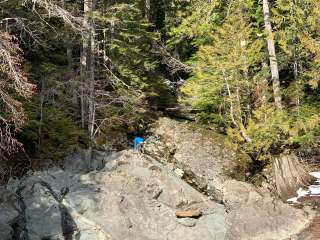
0, 31, 35, 157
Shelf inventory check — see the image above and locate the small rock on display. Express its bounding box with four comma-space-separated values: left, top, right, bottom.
174, 168, 184, 178
177, 217, 197, 227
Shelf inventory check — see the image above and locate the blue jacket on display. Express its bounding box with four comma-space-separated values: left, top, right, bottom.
134, 137, 144, 149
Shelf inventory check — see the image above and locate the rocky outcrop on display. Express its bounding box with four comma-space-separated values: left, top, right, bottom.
222, 180, 314, 240
145, 117, 315, 239
144, 117, 250, 201
0, 117, 316, 240
0, 150, 226, 240
63, 149, 122, 173
0, 187, 19, 240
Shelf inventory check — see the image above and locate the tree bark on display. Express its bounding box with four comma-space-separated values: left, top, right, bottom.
223, 73, 252, 143
38, 78, 45, 151
80, 0, 95, 167
87, 0, 95, 144
80, 0, 95, 143
273, 153, 315, 201
80, 0, 90, 129
262, 0, 282, 109
145, 0, 151, 21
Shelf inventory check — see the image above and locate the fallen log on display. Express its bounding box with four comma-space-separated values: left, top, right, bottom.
175, 209, 202, 218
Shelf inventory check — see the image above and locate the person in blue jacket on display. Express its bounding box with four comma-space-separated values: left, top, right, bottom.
134, 136, 144, 150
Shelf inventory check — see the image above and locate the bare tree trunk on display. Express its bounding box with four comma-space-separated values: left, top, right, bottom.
109, 19, 115, 66
87, 0, 96, 167
293, 51, 300, 111
102, 29, 107, 63
88, 22, 95, 144
262, 0, 282, 109
79, 0, 95, 167
80, 0, 89, 129
273, 153, 314, 201
223, 72, 252, 143
262, 2, 311, 200
80, 0, 96, 142
38, 78, 45, 151
145, 0, 151, 21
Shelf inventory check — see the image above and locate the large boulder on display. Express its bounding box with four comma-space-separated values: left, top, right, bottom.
144, 118, 315, 239
0, 187, 18, 240
222, 180, 264, 210
145, 117, 250, 201
64, 149, 122, 173
1, 150, 226, 240
222, 180, 314, 240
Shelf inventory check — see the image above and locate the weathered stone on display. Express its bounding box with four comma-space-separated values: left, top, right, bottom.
64, 149, 121, 173
146, 117, 251, 201
177, 217, 197, 227
222, 180, 263, 210
1, 150, 226, 240
0, 223, 12, 240
145, 118, 315, 239
0, 187, 19, 240
226, 198, 314, 240
222, 180, 314, 240
173, 168, 184, 178
0, 117, 316, 240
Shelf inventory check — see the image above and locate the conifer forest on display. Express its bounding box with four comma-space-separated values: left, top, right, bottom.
1, 1, 320, 239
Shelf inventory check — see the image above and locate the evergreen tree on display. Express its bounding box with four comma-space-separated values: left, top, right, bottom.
172, 0, 320, 195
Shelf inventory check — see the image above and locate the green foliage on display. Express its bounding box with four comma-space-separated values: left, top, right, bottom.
92, 2, 176, 129
168, 0, 218, 45
2, 0, 320, 169
19, 102, 85, 162
94, 3, 160, 89
196, 112, 226, 126
182, 9, 263, 126
227, 107, 292, 160
174, 0, 320, 163
227, 103, 320, 161
290, 102, 320, 147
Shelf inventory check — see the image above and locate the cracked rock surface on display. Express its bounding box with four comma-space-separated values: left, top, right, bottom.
0, 150, 226, 240
0, 117, 315, 240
